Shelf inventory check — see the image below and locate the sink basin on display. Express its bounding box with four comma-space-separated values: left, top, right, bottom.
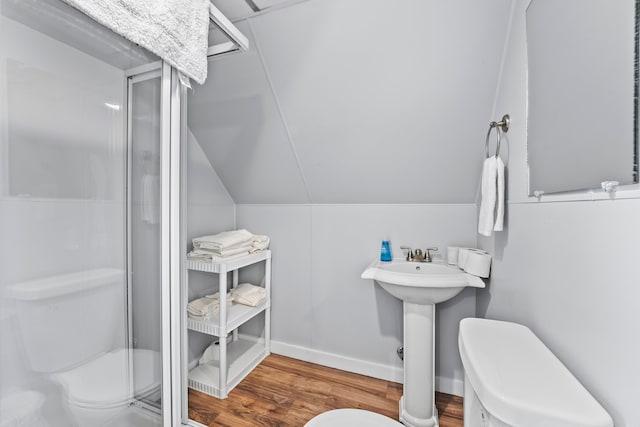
361, 259, 485, 304
361, 258, 486, 427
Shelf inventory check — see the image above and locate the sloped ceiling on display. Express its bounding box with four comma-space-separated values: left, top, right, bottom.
211, 0, 293, 22
190, 0, 513, 204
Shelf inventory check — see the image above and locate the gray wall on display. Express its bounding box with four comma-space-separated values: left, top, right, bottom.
187, 0, 516, 395
477, 1, 640, 425
237, 203, 478, 394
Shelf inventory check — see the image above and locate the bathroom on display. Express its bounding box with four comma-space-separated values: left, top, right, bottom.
0, 0, 638, 426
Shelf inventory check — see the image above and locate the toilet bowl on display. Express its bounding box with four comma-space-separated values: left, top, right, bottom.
305, 409, 402, 427
458, 318, 613, 427
53, 348, 161, 427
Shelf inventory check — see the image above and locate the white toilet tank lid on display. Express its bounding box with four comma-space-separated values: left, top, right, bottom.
458, 318, 613, 427
53, 348, 160, 408
8, 268, 123, 301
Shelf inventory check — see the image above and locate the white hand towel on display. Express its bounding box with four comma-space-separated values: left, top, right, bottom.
493, 156, 505, 232
61, 0, 210, 84
478, 157, 498, 237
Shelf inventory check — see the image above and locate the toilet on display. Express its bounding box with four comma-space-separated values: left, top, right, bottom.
51, 347, 160, 426
458, 318, 613, 427
8, 269, 161, 427
305, 408, 402, 426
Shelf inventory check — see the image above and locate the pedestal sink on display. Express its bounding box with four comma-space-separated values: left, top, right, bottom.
362, 259, 485, 427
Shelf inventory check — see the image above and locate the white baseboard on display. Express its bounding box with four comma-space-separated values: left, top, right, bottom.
270, 340, 463, 396
435, 376, 464, 397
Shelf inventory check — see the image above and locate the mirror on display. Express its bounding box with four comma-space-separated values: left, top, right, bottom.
526, 0, 639, 195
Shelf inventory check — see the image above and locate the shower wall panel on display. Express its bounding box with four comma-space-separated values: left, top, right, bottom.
0, 13, 126, 425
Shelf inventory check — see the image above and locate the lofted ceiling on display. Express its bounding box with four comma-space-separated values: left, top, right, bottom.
190, 0, 513, 205
212, 0, 293, 22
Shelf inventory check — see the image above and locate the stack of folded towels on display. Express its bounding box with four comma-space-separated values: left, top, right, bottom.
187, 284, 266, 321
187, 229, 270, 261
187, 292, 233, 320
231, 283, 266, 307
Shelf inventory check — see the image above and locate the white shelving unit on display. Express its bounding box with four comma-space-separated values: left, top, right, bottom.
186, 250, 271, 398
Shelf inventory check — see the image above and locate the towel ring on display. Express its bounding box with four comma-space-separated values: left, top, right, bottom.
485, 124, 501, 158
484, 114, 510, 158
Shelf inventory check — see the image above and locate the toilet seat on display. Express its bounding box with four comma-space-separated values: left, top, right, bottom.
53, 348, 160, 409
305, 409, 402, 426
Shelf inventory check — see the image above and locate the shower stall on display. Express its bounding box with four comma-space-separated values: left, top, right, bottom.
0, 0, 246, 425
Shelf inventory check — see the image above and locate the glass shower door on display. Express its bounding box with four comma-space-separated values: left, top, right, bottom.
128, 70, 164, 419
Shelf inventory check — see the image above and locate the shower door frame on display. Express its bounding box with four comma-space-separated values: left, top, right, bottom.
124, 61, 186, 427
163, 62, 187, 427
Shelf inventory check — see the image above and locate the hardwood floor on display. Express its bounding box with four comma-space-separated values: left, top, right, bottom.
188, 354, 463, 427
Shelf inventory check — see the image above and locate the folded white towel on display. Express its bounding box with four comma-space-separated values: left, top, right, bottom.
190, 246, 252, 258
187, 249, 251, 262
61, 0, 210, 84
231, 283, 266, 307
195, 239, 254, 252
187, 292, 233, 320
250, 235, 270, 253
193, 229, 254, 251
478, 157, 505, 236
252, 235, 269, 244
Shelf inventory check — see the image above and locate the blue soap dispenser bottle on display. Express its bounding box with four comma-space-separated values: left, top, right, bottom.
380, 239, 392, 262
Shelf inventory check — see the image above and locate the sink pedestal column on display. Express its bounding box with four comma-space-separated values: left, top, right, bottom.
399, 302, 439, 427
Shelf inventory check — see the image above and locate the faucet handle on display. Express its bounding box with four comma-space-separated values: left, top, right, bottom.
400, 246, 414, 261
425, 247, 439, 262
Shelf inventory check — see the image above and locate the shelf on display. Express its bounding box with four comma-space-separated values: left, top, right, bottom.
187, 299, 269, 337
188, 338, 268, 398
187, 250, 271, 273
186, 248, 271, 401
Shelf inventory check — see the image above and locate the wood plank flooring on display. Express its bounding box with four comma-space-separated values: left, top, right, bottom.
188, 354, 463, 427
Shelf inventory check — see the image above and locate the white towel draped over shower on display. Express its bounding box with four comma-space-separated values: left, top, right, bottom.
478, 156, 504, 237
61, 0, 210, 84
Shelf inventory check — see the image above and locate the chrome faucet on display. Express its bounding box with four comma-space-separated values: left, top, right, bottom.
400, 246, 439, 262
